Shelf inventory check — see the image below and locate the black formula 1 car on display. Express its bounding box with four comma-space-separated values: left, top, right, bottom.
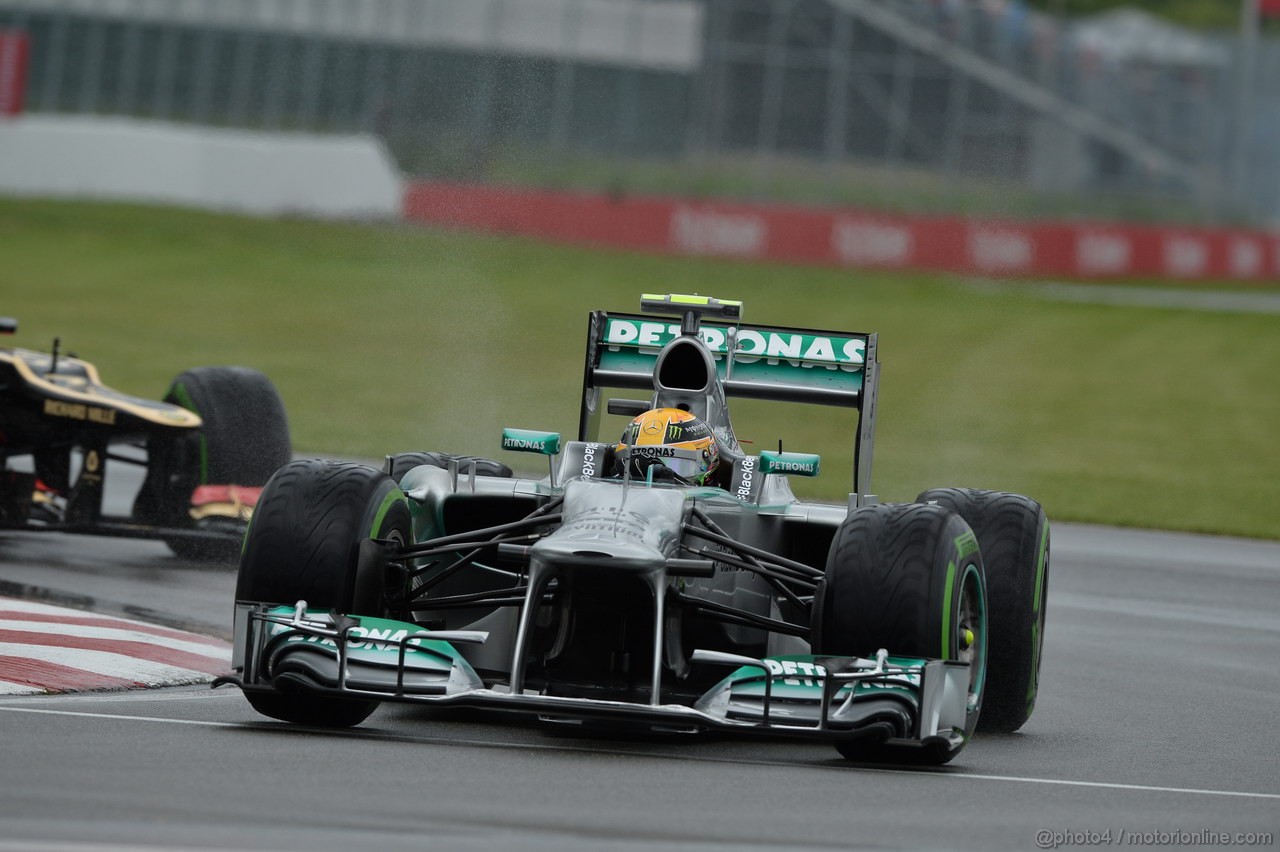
0, 316, 291, 558
220, 294, 1049, 764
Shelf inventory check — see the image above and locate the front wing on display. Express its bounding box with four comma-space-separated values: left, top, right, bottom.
219, 603, 971, 754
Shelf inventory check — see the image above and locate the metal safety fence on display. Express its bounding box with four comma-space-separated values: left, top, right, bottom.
0, 0, 1276, 224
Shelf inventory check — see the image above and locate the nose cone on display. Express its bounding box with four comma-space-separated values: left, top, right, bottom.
531, 480, 686, 572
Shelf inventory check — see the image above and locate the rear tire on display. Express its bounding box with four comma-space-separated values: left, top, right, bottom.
387, 451, 512, 484
236, 459, 411, 728
812, 503, 987, 765
144, 366, 291, 560
167, 366, 291, 486
917, 488, 1049, 733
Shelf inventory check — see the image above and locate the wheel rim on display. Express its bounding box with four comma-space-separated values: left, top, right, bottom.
957, 563, 987, 713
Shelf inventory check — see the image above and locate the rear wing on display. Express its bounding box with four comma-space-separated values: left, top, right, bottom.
578, 310, 881, 497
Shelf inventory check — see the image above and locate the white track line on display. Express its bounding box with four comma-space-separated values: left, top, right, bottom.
2, 705, 1276, 802
0, 707, 239, 728
0, 841, 254, 852
858, 767, 1280, 801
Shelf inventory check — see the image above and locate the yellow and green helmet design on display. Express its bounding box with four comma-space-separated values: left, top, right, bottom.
616, 408, 720, 485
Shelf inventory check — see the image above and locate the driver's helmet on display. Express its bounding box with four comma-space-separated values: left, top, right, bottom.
616, 408, 720, 485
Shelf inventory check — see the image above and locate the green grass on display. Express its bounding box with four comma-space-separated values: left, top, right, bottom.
3, 199, 1278, 539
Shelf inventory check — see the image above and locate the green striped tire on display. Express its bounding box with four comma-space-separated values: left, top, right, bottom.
146, 366, 291, 560
237, 459, 409, 613
165, 367, 291, 487
813, 502, 987, 764
387, 451, 512, 484
917, 488, 1049, 734
236, 459, 410, 728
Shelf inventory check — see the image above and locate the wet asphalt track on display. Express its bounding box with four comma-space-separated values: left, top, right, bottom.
0, 464, 1277, 850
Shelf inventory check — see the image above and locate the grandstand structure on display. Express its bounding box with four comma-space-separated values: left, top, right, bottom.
0, 0, 1276, 223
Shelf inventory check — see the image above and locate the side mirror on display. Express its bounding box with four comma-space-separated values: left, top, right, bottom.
502, 428, 563, 486
759, 451, 821, 478
501, 428, 562, 456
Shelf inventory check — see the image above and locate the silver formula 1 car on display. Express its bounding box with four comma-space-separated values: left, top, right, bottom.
220, 294, 1049, 764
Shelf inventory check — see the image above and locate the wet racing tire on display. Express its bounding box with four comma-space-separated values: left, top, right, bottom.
236, 459, 411, 727
387, 451, 512, 484
145, 366, 291, 560
917, 488, 1049, 734
812, 502, 987, 765
167, 366, 291, 486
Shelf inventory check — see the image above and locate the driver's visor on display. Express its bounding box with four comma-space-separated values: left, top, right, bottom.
619, 446, 705, 481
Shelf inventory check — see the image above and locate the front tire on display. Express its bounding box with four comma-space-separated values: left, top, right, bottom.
236, 459, 411, 727
812, 503, 987, 764
917, 488, 1049, 733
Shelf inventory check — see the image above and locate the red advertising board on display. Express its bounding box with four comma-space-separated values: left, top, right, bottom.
0, 30, 29, 117
404, 181, 1280, 283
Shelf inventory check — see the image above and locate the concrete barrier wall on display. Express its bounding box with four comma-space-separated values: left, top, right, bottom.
5, 114, 1276, 281
405, 181, 1280, 282
0, 115, 401, 219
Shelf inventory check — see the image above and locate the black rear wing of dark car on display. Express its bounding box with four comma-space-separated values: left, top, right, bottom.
577, 309, 880, 497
